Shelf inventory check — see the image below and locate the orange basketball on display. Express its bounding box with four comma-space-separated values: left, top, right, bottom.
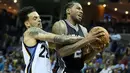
89, 26, 110, 51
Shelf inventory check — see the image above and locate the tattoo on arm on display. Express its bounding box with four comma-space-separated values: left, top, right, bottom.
28, 27, 47, 37
27, 27, 83, 44
54, 35, 83, 45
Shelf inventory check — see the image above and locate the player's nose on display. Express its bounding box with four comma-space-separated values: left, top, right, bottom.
38, 18, 41, 22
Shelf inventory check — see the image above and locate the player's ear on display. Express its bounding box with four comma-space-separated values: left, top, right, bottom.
24, 21, 30, 28
66, 8, 70, 15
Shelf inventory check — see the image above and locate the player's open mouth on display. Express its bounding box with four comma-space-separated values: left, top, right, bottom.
78, 15, 82, 20
38, 23, 42, 27
78, 14, 82, 18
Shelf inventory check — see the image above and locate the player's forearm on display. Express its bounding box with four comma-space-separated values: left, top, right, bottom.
38, 34, 83, 45
27, 27, 83, 45
53, 35, 83, 45
37, 34, 83, 45
57, 38, 89, 57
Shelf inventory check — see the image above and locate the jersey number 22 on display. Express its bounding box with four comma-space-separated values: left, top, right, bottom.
39, 45, 49, 58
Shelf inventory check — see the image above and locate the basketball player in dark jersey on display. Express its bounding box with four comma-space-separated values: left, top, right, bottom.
52, 1, 105, 73
18, 6, 104, 73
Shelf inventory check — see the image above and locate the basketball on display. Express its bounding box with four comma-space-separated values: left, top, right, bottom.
89, 26, 110, 51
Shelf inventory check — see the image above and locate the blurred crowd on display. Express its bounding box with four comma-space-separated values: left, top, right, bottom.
80, 15, 130, 73
0, 9, 25, 73
81, 41, 130, 73
0, 8, 130, 73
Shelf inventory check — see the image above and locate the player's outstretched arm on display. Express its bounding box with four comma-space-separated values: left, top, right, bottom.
57, 36, 90, 57
26, 27, 83, 45
52, 21, 105, 57
57, 31, 104, 57
56, 32, 105, 57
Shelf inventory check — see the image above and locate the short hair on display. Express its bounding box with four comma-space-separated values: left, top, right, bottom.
17, 6, 36, 24
63, 1, 79, 19
64, 1, 79, 11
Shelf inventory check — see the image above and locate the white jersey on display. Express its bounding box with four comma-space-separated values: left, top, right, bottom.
22, 41, 52, 73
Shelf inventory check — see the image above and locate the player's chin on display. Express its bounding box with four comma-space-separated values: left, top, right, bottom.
76, 19, 82, 24
77, 17, 82, 21
40, 26, 42, 29
38, 25, 42, 29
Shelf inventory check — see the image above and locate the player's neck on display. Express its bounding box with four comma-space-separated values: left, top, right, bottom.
66, 17, 76, 26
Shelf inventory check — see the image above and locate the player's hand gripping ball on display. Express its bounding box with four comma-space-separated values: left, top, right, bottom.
89, 26, 110, 52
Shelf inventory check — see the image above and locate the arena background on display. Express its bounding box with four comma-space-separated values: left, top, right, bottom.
0, 0, 130, 73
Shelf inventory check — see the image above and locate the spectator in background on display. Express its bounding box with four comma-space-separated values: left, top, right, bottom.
110, 34, 121, 41
96, 53, 103, 65
0, 56, 4, 71
100, 59, 112, 73
112, 60, 125, 73
126, 44, 130, 73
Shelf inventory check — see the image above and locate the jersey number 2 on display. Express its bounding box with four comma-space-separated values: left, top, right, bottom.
39, 45, 49, 58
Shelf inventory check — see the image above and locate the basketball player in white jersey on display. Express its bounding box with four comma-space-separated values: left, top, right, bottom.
18, 6, 105, 73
